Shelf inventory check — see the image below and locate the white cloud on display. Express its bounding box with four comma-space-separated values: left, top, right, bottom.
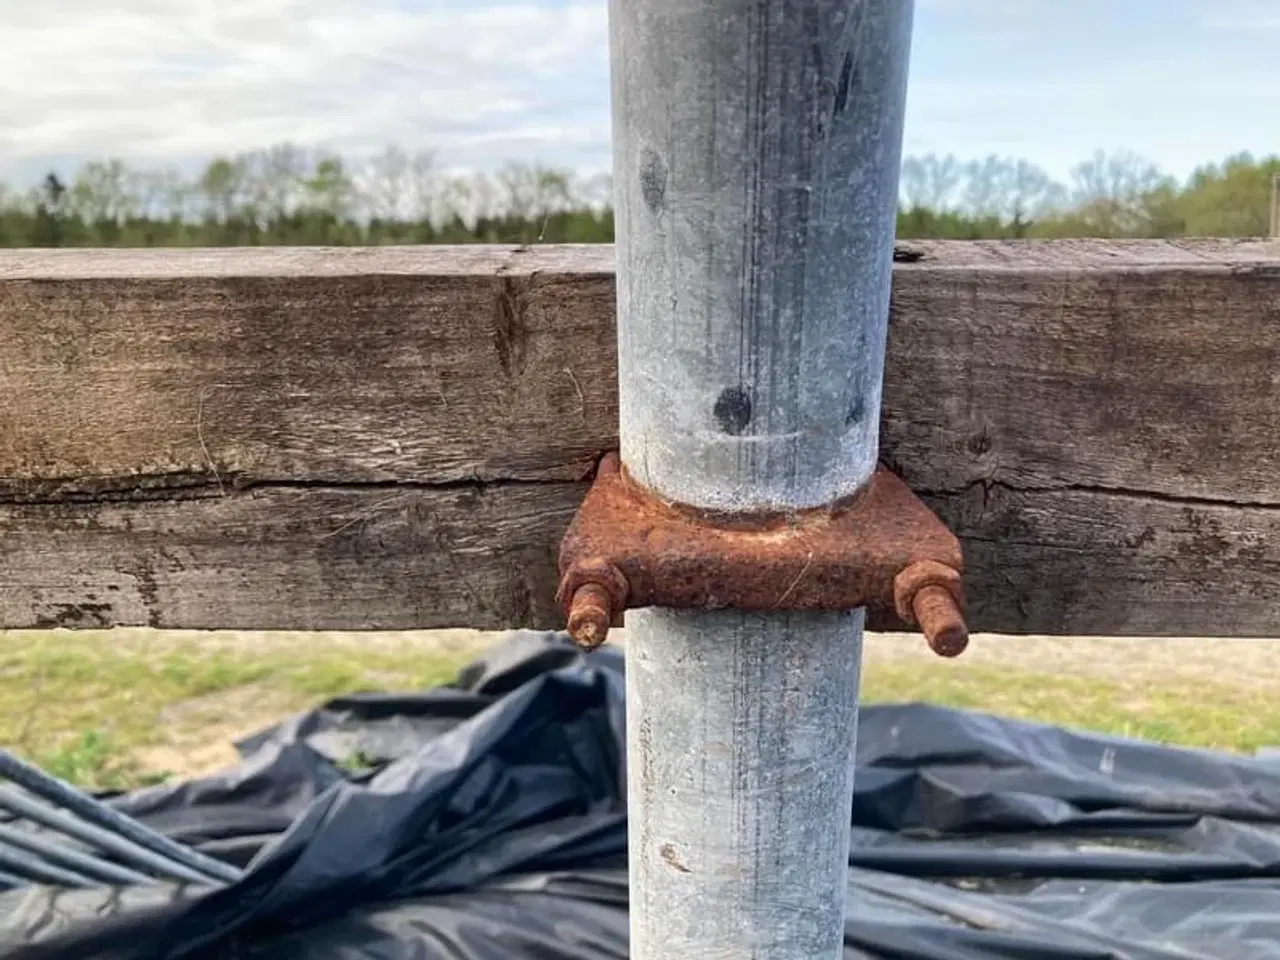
0, 0, 1274, 189
0, 0, 611, 181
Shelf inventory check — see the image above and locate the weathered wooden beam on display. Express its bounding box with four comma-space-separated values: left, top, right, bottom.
2, 239, 1278, 636
0, 246, 618, 489
0, 483, 580, 632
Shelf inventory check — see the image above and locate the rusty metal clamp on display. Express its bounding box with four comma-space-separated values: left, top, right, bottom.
556, 453, 968, 656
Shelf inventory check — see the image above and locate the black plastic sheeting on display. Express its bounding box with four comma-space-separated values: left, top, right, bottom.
4, 629, 1280, 959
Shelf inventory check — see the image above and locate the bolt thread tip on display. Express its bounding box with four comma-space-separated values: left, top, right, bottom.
913, 585, 969, 658
567, 583, 614, 650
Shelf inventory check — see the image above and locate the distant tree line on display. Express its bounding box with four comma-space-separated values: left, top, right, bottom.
0, 144, 1275, 247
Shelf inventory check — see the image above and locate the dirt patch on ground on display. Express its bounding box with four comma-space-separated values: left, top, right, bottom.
862, 632, 1280, 692
133, 683, 307, 779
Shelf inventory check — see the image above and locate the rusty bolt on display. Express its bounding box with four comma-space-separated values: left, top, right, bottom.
567, 582, 616, 649
893, 560, 968, 658
910, 584, 968, 657
557, 559, 630, 650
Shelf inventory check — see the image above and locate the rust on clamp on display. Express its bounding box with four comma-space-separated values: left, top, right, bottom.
556, 453, 968, 656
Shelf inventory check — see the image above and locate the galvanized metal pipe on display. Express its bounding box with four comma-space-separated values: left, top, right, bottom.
608, 2, 913, 958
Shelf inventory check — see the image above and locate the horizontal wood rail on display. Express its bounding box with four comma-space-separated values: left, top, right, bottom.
2, 239, 1278, 635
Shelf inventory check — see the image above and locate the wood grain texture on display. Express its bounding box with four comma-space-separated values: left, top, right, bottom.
0, 245, 617, 488
2, 239, 1279, 635
2, 483, 1275, 635
0, 483, 581, 632
883, 238, 1280, 505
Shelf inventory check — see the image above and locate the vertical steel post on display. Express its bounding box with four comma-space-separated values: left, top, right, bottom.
608, 2, 914, 959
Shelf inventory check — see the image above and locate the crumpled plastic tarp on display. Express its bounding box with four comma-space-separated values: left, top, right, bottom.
4, 629, 1280, 959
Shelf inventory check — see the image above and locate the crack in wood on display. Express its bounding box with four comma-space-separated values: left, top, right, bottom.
0, 473, 587, 507
6, 470, 1279, 513
916, 478, 1280, 513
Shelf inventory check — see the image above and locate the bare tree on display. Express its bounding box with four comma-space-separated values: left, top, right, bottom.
247, 144, 308, 222
304, 153, 355, 219
134, 167, 192, 222
362, 145, 411, 222
577, 171, 614, 211
1069, 149, 1172, 235
198, 156, 255, 223
900, 153, 964, 211
68, 160, 141, 224
1005, 159, 1068, 225
960, 155, 1011, 218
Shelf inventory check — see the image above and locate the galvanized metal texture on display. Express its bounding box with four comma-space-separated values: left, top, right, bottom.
557, 453, 966, 652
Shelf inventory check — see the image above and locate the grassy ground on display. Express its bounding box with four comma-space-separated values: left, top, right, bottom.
2, 629, 1278, 790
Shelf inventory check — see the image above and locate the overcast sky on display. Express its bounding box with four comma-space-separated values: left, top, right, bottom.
0, 0, 1276, 188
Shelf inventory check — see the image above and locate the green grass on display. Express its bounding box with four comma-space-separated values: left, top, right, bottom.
864, 660, 1280, 753
1, 631, 1275, 789
0, 630, 473, 790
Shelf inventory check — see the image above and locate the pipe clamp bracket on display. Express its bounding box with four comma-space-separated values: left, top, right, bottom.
556, 453, 968, 656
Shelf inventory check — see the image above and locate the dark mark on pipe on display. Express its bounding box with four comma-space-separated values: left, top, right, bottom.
659, 843, 690, 873
639, 148, 667, 215
834, 52, 853, 116
713, 386, 753, 436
